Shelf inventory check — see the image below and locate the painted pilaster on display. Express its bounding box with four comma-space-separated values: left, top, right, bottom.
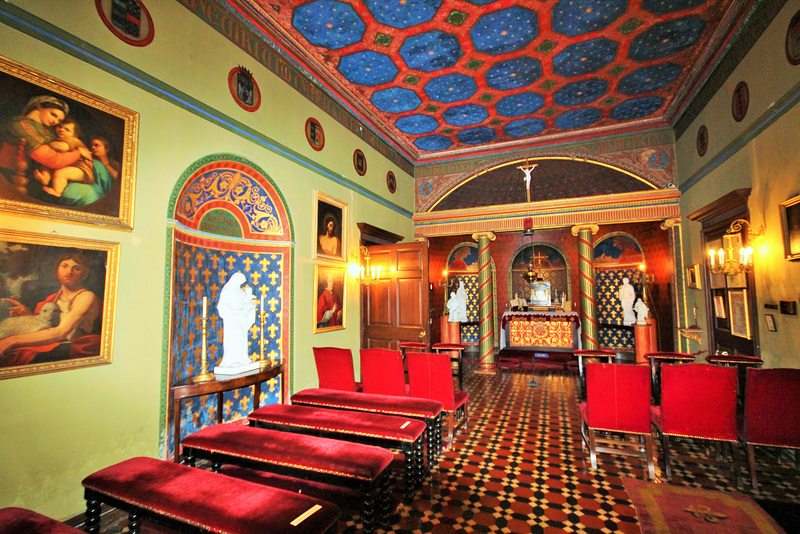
472, 231, 496, 374
571, 224, 600, 350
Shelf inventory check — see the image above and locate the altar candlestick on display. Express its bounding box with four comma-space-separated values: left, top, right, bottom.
202, 296, 207, 319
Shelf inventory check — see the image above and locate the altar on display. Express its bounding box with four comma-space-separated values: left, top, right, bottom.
501, 311, 580, 350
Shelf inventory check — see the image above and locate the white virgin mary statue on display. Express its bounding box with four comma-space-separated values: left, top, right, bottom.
215, 272, 259, 376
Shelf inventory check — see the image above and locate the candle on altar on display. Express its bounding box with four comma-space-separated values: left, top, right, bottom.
260, 295, 265, 316
202, 296, 207, 319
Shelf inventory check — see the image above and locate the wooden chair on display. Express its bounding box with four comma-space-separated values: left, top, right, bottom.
360, 348, 409, 396
579, 363, 655, 479
312, 347, 361, 391
741, 367, 800, 489
407, 352, 468, 447
651, 363, 741, 486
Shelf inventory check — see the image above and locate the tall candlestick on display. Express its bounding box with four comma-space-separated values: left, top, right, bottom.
258, 294, 268, 371
202, 296, 207, 319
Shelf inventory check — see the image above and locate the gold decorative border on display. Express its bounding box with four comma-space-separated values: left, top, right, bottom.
312, 264, 346, 334
0, 54, 138, 230
0, 229, 119, 379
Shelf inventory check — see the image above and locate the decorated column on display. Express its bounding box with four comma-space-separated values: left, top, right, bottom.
472, 231, 496, 374
661, 217, 690, 352
571, 224, 600, 350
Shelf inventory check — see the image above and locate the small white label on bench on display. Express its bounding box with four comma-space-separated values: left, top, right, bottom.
290, 504, 322, 526
400, 420, 411, 428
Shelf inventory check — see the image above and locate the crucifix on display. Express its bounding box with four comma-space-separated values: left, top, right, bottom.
517, 160, 538, 203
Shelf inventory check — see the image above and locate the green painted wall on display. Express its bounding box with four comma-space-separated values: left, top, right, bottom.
677, 0, 800, 366
0, 1, 413, 519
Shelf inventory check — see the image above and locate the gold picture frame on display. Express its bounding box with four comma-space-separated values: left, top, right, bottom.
312, 264, 346, 334
313, 191, 347, 261
686, 264, 701, 289
728, 288, 751, 339
0, 55, 138, 230
0, 229, 119, 379
779, 193, 800, 260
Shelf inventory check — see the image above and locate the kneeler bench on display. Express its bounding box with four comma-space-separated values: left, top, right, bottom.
249, 403, 427, 500
80, 456, 339, 534
181, 424, 394, 532
0, 507, 83, 533
290, 388, 444, 468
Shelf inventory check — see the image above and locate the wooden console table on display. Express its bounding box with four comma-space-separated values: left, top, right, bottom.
170, 363, 284, 461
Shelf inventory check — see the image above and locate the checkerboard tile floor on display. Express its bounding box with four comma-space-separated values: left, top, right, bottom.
86, 363, 800, 533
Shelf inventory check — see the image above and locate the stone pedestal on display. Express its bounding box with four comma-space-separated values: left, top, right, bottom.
634, 318, 657, 364
440, 316, 461, 343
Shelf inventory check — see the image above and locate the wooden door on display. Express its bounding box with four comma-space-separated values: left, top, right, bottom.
361, 241, 429, 349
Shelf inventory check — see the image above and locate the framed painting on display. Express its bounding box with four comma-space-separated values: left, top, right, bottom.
312, 264, 346, 334
314, 191, 346, 261
686, 264, 701, 289
728, 289, 751, 339
0, 55, 138, 230
765, 313, 777, 332
780, 194, 800, 260
0, 229, 119, 379
713, 294, 727, 319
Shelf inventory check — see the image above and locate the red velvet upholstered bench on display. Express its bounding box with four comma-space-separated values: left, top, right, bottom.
181, 424, 393, 532
81, 456, 339, 534
249, 403, 428, 500
290, 388, 444, 468
0, 507, 83, 534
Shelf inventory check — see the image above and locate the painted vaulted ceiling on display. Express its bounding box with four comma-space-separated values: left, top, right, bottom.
221, 0, 752, 168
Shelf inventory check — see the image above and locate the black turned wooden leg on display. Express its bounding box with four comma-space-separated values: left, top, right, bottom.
362, 487, 375, 534
403, 442, 415, 503
436, 414, 444, 456
128, 512, 141, 534
182, 451, 195, 467
425, 422, 434, 468
413, 436, 424, 489
380, 472, 393, 528
84, 490, 101, 534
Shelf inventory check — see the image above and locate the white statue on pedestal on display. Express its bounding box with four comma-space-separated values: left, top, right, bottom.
454, 280, 468, 322
215, 272, 259, 376
634, 298, 650, 324
447, 291, 459, 322
618, 276, 636, 326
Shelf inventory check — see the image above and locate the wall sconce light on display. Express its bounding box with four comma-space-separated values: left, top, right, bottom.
350, 245, 381, 286
632, 263, 655, 304
707, 219, 763, 277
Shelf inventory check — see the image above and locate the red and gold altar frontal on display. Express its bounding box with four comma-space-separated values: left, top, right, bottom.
503, 311, 580, 349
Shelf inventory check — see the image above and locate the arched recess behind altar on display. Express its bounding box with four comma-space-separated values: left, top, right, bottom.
594, 233, 644, 350
161, 154, 293, 459
509, 243, 570, 306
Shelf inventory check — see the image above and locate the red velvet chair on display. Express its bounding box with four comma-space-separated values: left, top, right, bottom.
312, 347, 362, 391
651, 363, 740, 485
360, 348, 409, 396
579, 363, 655, 479
741, 367, 800, 489
407, 352, 468, 447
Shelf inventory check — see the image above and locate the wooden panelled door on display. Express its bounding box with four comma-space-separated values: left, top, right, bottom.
361, 240, 430, 349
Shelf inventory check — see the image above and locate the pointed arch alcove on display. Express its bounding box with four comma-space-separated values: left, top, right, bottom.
161, 154, 293, 459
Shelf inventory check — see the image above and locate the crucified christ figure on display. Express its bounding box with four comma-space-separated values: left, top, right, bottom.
517, 162, 538, 202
